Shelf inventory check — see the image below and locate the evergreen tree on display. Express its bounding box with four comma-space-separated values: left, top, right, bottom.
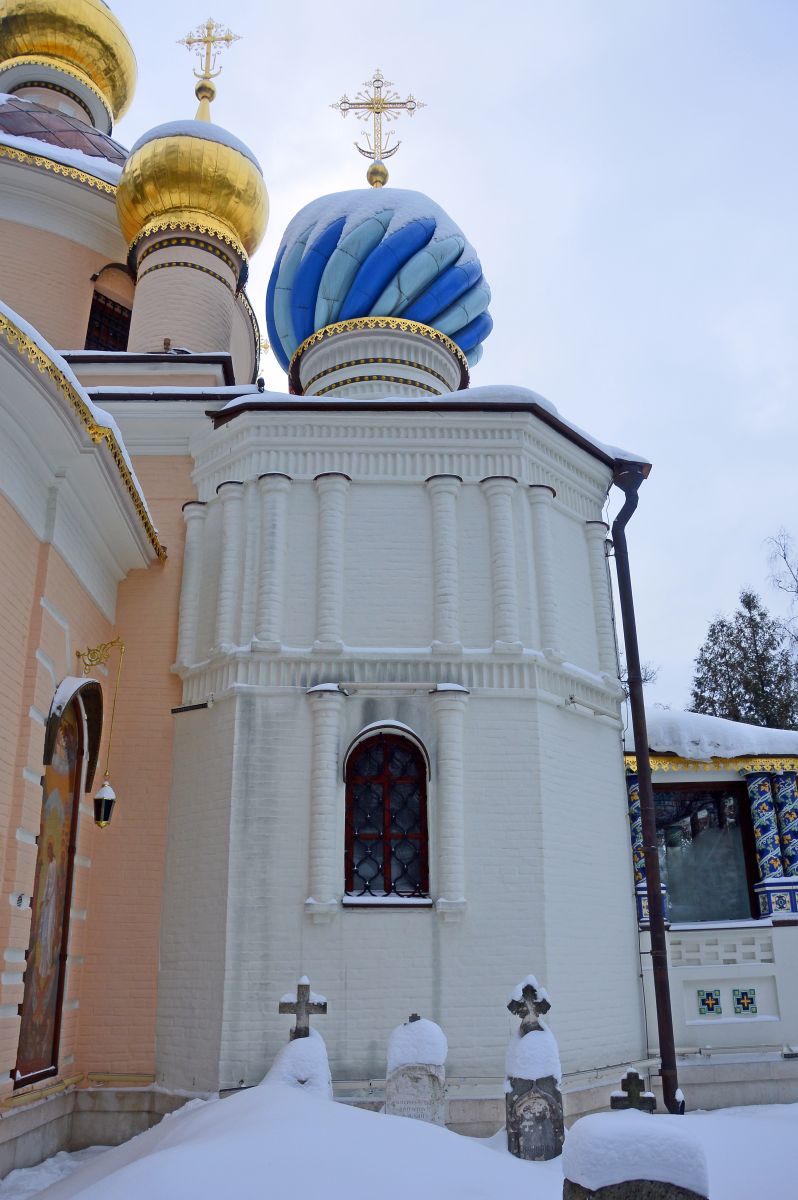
690, 589, 798, 729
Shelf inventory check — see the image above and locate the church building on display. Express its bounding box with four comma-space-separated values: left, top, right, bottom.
0, 0, 796, 1172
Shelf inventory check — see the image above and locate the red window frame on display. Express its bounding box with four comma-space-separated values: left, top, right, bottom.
344, 733, 429, 897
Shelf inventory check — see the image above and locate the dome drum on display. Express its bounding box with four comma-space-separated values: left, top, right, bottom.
288, 317, 469, 399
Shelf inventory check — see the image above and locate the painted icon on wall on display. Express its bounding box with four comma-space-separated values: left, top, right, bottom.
14, 702, 82, 1087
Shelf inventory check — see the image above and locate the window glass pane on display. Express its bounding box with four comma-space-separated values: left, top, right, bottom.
352, 839, 383, 895
655, 789, 751, 923
352, 781, 382, 835
353, 742, 382, 778
390, 780, 421, 835
387, 744, 418, 778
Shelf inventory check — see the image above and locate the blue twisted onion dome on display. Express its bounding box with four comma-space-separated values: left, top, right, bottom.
266, 188, 492, 375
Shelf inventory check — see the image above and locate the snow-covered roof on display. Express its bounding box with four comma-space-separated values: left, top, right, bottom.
627, 707, 798, 762
216, 382, 648, 467
0, 127, 122, 184
130, 120, 262, 172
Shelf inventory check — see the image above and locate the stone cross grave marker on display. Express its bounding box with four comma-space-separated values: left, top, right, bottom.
508, 980, 551, 1034
505, 977, 564, 1161
610, 1069, 656, 1114
279, 975, 327, 1040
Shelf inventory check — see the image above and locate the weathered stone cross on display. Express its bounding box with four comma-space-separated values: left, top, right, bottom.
610, 1069, 656, 1113
279, 976, 327, 1041
507, 980, 551, 1037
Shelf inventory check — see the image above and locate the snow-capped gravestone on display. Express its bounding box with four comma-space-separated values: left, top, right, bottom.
385, 1013, 447, 1125
505, 976, 564, 1161
562, 1111, 709, 1200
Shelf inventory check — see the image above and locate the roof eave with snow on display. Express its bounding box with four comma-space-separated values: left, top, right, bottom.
0, 305, 165, 598
213, 383, 650, 473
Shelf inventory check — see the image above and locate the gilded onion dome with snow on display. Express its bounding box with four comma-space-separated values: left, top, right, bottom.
0, 0, 136, 131
266, 188, 493, 386
115, 57, 268, 266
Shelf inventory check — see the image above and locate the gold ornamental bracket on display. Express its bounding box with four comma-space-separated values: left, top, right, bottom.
178, 17, 240, 118
331, 69, 424, 188
76, 636, 125, 827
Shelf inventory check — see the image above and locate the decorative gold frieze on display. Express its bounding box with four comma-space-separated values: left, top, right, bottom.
624, 753, 798, 775
0, 142, 116, 193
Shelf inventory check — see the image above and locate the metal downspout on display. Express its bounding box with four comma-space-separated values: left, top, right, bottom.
611, 461, 679, 1114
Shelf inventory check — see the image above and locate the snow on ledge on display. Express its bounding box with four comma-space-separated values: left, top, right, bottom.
563, 1110, 708, 1194
0, 128, 123, 184
627, 707, 798, 762
218, 383, 647, 466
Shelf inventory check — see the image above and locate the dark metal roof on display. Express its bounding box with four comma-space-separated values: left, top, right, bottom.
0, 94, 127, 166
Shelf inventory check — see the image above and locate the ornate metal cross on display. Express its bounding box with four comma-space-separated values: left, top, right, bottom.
610, 1069, 657, 1113
179, 18, 239, 84
332, 69, 424, 185
508, 980, 551, 1037
278, 977, 327, 1040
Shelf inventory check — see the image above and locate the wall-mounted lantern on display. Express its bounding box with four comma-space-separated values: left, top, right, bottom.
75, 636, 125, 827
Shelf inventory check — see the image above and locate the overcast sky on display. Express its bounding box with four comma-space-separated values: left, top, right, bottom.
112, 0, 797, 712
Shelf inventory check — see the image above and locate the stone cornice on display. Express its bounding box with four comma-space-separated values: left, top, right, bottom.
192, 410, 612, 520
177, 649, 624, 721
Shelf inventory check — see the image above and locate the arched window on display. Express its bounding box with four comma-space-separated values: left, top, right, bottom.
345, 733, 429, 898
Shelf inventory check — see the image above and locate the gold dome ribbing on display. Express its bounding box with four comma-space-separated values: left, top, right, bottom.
115, 131, 268, 261
0, 0, 136, 120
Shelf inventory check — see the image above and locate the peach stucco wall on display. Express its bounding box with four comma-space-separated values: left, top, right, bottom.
76, 456, 193, 1078
0, 219, 117, 351
0, 455, 193, 1104
0, 493, 114, 1100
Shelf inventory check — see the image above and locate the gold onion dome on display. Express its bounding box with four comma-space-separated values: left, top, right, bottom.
0, 0, 136, 128
116, 111, 268, 262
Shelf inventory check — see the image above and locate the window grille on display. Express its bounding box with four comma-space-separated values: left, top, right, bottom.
85, 291, 131, 351
345, 733, 429, 897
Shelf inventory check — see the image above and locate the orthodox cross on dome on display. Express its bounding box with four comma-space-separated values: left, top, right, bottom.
278, 977, 327, 1041
331, 69, 425, 188
178, 17, 240, 119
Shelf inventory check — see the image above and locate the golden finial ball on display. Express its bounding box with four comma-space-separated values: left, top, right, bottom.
195, 78, 216, 104
366, 160, 389, 188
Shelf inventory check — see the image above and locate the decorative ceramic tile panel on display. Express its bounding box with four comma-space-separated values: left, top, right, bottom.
697, 988, 722, 1015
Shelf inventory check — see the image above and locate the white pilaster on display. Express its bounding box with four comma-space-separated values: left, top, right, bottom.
425, 475, 463, 654
528, 485, 564, 662
213, 481, 244, 653
306, 684, 345, 920
176, 501, 207, 668
313, 473, 350, 654
432, 684, 469, 918
480, 476, 522, 653
585, 520, 619, 678
254, 473, 292, 651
